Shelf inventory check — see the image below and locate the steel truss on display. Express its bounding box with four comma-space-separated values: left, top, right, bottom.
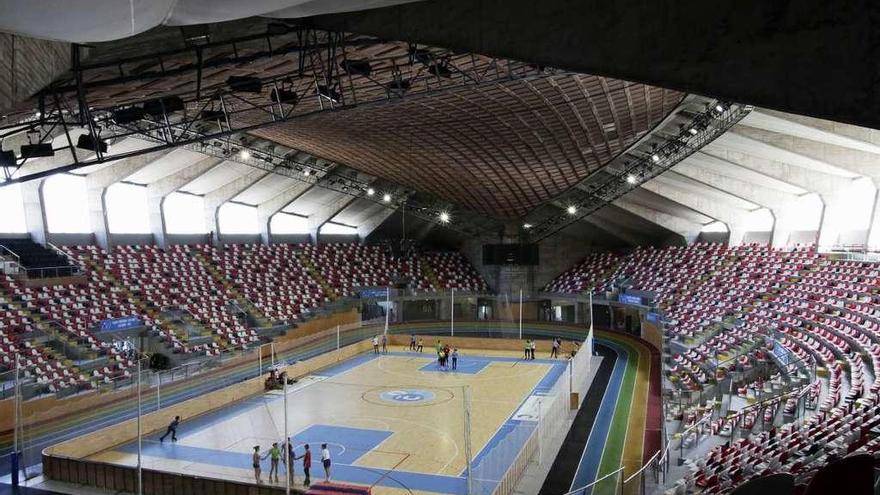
525, 98, 753, 241
0, 26, 526, 235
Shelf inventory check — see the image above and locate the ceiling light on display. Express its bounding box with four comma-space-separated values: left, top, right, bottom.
523, 223, 532, 229
715, 103, 725, 112
566, 205, 577, 215
34, 111, 42, 119
303, 169, 311, 177
626, 174, 637, 184
651, 154, 661, 163
239, 149, 251, 160
382, 193, 392, 203
688, 127, 698, 135
439, 212, 450, 223
366, 187, 375, 196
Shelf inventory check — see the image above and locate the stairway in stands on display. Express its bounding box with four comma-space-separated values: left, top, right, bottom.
298, 252, 339, 301
191, 249, 272, 328
0, 238, 77, 278
419, 258, 443, 291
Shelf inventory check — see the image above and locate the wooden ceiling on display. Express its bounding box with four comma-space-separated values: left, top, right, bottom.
254, 74, 682, 217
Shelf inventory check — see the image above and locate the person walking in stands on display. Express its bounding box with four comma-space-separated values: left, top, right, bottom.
381, 333, 388, 354
410, 334, 417, 351
268, 442, 281, 483
417, 337, 424, 352
321, 443, 332, 482
159, 415, 180, 442
530, 339, 537, 360
372, 335, 380, 354
451, 348, 459, 370
551, 338, 560, 358
252, 446, 263, 484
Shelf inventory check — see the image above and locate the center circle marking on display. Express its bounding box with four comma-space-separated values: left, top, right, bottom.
380, 389, 435, 403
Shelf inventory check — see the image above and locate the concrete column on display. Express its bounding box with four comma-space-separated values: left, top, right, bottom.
256, 182, 312, 244
308, 195, 358, 244
146, 156, 222, 248
203, 169, 269, 244
85, 146, 172, 250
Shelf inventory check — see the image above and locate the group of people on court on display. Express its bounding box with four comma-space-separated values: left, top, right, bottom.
371, 334, 388, 354
159, 416, 331, 487
251, 439, 331, 486
525, 337, 567, 359
435, 340, 459, 370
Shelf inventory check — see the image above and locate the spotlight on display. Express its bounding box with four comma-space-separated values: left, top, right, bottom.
523, 223, 532, 229
316, 85, 341, 103
439, 212, 450, 223
366, 187, 375, 196
226, 76, 263, 94
651, 154, 660, 163
382, 193, 391, 203
143, 96, 184, 117
76, 134, 109, 153
303, 169, 311, 177
387, 79, 411, 93
20, 131, 53, 158
0, 150, 15, 168
626, 174, 637, 184
340, 60, 373, 77
566, 205, 577, 215
34, 111, 42, 119
428, 64, 452, 78
270, 88, 298, 105
239, 149, 251, 160
715, 103, 726, 112
688, 127, 698, 135
113, 106, 145, 124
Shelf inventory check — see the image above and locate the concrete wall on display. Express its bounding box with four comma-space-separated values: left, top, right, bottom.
46, 233, 95, 246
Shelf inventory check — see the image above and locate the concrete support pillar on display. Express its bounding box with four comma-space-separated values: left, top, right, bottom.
256, 183, 312, 244
85, 146, 172, 250
202, 170, 269, 244
308, 195, 358, 244
20, 179, 47, 244
146, 157, 222, 248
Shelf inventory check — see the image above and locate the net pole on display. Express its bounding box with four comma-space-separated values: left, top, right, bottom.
451, 288, 455, 337
336, 324, 340, 350
284, 377, 290, 495
137, 359, 143, 495
157, 372, 161, 411
259, 349, 263, 378
12, 352, 20, 487
384, 286, 390, 336
519, 289, 523, 339
463, 385, 474, 495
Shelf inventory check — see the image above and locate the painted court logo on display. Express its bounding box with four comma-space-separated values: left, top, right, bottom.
380, 389, 435, 403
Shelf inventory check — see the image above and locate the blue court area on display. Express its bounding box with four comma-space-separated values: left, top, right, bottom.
108, 351, 569, 494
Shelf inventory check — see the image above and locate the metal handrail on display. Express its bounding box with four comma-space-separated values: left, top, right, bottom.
0, 244, 21, 263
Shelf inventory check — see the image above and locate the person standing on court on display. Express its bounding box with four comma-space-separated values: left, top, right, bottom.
299, 444, 312, 486
321, 443, 332, 482
524, 340, 531, 360
410, 334, 417, 351
530, 339, 537, 360
268, 442, 281, 483
551, 338, 560, 358
159, 415, 180, 442
372, 335, 379, 354
417, 337, 424, 352
252, 445, 263, 484
285, 436, 295, 483
381, 333, 388, 354
452, 347, 459, 370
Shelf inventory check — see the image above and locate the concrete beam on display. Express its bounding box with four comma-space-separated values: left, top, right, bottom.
309, 194, 359, 244
146, 156, 223, 248
202, 169, 270, 244
615, 197, 704, 243
641, 176, 751, 245
85, 148, 173, 250
357, 205, 397, 241
675, 154, 799, 209
256, 182, 313, 244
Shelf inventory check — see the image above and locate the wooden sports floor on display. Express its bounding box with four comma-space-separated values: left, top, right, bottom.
86, 348, 571, 494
